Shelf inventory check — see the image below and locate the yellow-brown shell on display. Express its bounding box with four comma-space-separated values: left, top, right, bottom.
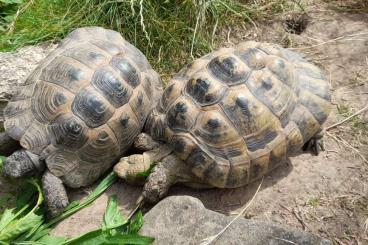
4, 27, 161, 187
146, 41, 331, 188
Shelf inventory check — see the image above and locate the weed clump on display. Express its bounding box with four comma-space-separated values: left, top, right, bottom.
0, 0, 289, 80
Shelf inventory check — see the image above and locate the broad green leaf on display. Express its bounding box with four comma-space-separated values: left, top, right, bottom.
0, 209, 16, 232
37, 234, 67, 244
128, 211, 144, 234
105, 234, 154, 245
103, 195, 126, 231
18, 213, 46, 241
0, 212, 43, 241
63, 230, 105, 245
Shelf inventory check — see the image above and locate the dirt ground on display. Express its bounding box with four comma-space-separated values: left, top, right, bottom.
1, 0, 367, 244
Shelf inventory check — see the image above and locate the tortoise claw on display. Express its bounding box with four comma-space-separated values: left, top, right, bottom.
302, 137, 324, 156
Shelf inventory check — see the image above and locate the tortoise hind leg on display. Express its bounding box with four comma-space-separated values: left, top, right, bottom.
0, 131, 21, 156
3, 150, 45, 178
42, 171, 69, 217
302, 131, 324, 156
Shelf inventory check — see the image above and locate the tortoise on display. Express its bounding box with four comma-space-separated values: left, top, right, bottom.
114, 41, 332, 203
0, 27, 161, 216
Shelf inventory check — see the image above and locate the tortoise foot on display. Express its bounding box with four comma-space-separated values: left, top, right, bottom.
302, 135, 324, 156
3, 150, 44, 178
42, 171, 69, 217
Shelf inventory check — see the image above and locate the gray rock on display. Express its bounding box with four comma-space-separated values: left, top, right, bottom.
140, 196, 331, 245
0, 44, 56, 125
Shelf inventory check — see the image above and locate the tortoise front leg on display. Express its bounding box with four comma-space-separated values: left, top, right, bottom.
302, 131, 324, 156
3, 150, 45, 178
42, 171, 69, 217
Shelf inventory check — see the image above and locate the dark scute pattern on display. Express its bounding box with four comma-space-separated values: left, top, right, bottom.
246, 130, 278, 152
186, 147, 207, 168
72, 87, 114, 128
110, 56, 140, 88
261, 77, 273, 90
48, 116, 88, 149
235, 95, 252, 118
203, 161, 225, 181
167, 102, 192, 131
186, 78, 225, 106
207, 118, 220, 129
92, 69, 132, 107
55, 93, 67, 106
172, 137, 186, 154
225, 148, 242, 158
120, 113, 130, 126
208, 56, 249, 85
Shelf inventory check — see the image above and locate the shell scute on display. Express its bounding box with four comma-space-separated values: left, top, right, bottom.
91, 68, 133, 108
72, 86, 115, 128
77, 126, 120, 164
39, 57, 91, 93
167, 98, 199, 132
31, 82, 72, 123
185, 73, 227, 106
62, 45, 109, 69
110, 56, 140, 88
207, 54, 251, 85
47, 114, 89, 150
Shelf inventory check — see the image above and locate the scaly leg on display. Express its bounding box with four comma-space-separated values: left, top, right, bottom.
302, 131, 324, 156
3, 150, 45, 178
42, 171, 69, 217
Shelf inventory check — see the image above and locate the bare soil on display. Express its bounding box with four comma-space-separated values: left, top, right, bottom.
1, 0, 367, 244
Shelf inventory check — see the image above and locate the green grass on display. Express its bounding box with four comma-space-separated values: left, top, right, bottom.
306, 197, 319, 207
0, 0, 290, 82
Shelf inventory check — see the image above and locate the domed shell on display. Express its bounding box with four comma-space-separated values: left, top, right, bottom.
147, 41, 331, 188
4, 27, 162, 188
